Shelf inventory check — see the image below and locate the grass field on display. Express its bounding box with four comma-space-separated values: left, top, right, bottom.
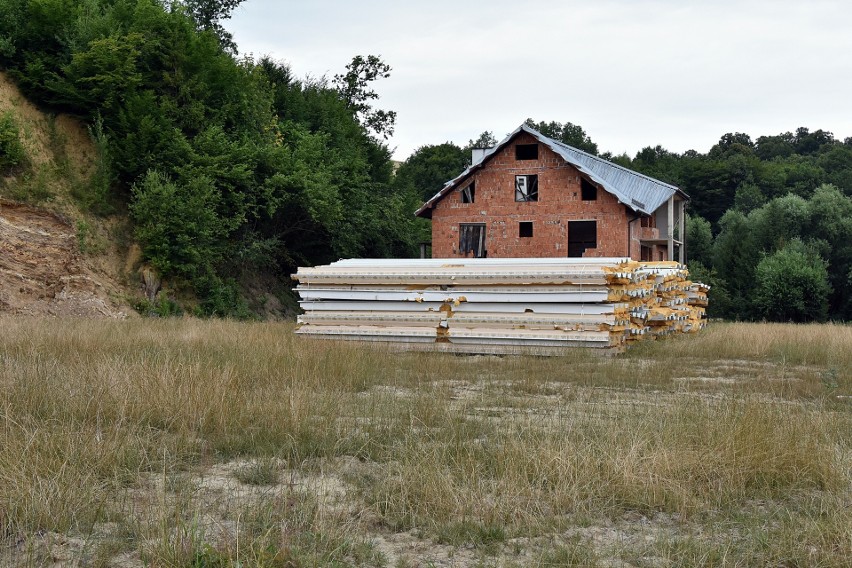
1, 318, 850, 567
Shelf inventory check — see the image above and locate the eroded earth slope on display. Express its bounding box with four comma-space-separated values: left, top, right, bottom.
0, 199, 126, 317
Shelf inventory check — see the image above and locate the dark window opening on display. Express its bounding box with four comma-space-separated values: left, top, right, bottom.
568, 220, 596, 257
460, 182, 475, 203
459, 223, 487, 258
519, 221, 533, 238
640, 215, 655, 228
515, 144, 539, 160
515, 175, 538, 202
581, 178, 597, 200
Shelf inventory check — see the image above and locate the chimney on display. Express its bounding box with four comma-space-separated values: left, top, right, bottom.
471, 147, 489, 165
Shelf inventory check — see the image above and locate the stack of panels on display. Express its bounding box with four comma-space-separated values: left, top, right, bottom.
293, 258, 708, 354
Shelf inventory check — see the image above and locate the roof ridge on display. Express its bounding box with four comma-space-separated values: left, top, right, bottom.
532, 128, 680, 191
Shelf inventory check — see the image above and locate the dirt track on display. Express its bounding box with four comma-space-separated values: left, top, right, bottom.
0, 199, 126, 317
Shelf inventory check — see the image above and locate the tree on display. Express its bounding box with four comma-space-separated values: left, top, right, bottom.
171, 0, 245, 53
685, 214, 713, 267
524, 118, 598, 155
733, 182, 766, 213
333, 55, 397, 139
708, 132, 755, 160
807, 184, 852, 318
130, 170, 225, 279
755, 131, 795, 160
753, 240, 831, 322
465, 131, 498, 150
712, 209, 760, 318
793, 127, 835, 155
395, 142, 469, 201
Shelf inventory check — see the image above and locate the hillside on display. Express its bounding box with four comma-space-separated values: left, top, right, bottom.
0, 71, 133, 318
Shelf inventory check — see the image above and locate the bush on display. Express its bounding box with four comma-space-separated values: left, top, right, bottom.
130, 170, 225, 279
754, 240, 831, 322
0, 111, 26, 172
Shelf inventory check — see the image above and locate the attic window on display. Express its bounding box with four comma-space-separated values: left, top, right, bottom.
460, 182, 475, 203
516, 144, 539, 160
581, 178, 597, 200
515, 175, 538, 202
519, 222, 533, 238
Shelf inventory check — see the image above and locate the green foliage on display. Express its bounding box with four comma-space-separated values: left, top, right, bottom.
0, 111, 26, 172
686, 262, 734, 319
176, 0, 245, 53
333, 54, 396, 139
71, 116, 116, 215
130, 170, 225, 279
712, 209, 760, 318
733, 182, 766, 213
465, 130, 497, 150
395, 142, 468, 201
524, 118, 598, 154
685, 214, 713, 267
754, 240, 831, 322
132, 293, 183, 317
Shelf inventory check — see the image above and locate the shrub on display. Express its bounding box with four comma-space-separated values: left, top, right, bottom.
0, 111, 25, 173
754, 239, 831, 322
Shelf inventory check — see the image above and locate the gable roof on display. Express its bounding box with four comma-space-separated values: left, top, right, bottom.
415, 124, 688, 218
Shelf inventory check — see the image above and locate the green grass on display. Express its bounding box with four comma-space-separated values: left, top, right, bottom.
0, 318, 849, 566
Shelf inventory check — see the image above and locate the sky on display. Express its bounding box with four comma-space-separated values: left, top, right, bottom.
227, 0, 852, 162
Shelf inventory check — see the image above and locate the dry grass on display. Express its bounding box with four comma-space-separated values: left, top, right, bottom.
0, 318, 849, 567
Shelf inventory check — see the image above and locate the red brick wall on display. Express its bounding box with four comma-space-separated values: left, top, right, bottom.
430, 133, 647, 259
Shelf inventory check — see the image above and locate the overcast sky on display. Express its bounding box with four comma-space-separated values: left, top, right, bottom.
228, 0, 852, 162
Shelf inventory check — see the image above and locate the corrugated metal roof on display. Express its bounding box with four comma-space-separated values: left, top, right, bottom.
415, 124, 687, 217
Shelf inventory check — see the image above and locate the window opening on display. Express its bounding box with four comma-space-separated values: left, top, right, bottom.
515, 175, 538, 202
515, 144, 539, 160
459, 223, 487, 258
519, 221, 533, 238
460, 182, 475, 203
581, 178, 597, 200
568, 220, 596, 257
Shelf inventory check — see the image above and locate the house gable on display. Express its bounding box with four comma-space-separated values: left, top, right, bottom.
427, 132, 633, 258
415, 124, 686, 219
417, 124, 688, 261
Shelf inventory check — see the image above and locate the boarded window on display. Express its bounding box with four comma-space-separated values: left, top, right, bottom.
568, 220, 596, 257
515, 175, 538, 202
515, 144, 539, 160
581, 178, 597, 200
459, 223, 487, 257
460, 182, 475, 203
519, 221, 533, 238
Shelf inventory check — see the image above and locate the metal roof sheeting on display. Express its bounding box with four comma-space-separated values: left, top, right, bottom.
415, 124, 686, 217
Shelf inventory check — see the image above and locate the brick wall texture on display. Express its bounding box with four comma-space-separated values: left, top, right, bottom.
429, 133, 664, 260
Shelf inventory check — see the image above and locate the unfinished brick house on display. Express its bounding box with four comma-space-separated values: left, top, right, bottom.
415, 124, 689, 262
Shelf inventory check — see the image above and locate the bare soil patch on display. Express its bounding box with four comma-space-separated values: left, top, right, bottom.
0, 199, 127, 317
